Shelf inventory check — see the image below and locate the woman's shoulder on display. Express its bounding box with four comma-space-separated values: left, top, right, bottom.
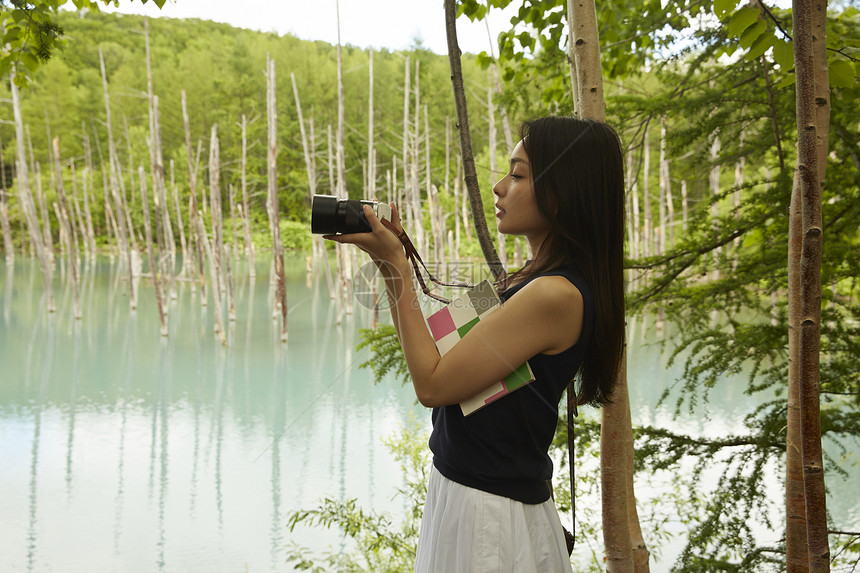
518, 274, 584, 309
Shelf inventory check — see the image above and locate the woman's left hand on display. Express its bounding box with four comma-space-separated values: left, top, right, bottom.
323, 202, 407, 267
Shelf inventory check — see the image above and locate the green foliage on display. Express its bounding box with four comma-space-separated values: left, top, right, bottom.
285, 416, 429, 572
357, 325, 411, 386
0, 0, 165, 86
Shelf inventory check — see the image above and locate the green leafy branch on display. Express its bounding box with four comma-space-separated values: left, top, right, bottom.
0, 0, 166, 87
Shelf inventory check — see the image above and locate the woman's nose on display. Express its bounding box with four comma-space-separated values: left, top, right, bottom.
492, 178, 503, 197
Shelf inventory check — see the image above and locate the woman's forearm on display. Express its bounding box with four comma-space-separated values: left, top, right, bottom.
380, 256, 441, 406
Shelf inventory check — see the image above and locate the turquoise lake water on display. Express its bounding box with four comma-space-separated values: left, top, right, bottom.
1, 254, 857, 572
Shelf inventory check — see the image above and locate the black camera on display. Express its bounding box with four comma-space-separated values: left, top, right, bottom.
310, 194, 392, 235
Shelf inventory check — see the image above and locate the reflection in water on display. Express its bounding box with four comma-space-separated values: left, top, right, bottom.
113, 310, 135, 553
27, 308, 53, 573
65, 321, 80, 498
1, 255, 858, 573
1, 255, 424, 572
270, 343, 285, 571
3, 263, 12, 323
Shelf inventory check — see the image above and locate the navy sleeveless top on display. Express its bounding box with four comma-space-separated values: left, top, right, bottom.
428, 263, 594, 504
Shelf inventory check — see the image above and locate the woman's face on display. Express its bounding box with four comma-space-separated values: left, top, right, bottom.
492, 140, 551, 242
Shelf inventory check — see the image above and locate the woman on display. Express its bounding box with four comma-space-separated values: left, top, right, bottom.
325, 116, 626, 572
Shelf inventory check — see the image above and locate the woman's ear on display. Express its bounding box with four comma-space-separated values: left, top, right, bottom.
543, 192, 559, 217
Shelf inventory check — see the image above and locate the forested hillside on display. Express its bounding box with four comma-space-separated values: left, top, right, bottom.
0, 9, 491, 241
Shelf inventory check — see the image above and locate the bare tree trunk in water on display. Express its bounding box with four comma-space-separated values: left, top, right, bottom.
182, 90, 206, 299
0, 135, 15, 263
52, 138, 81, 319
266, 55, 288, 343
139, 166, 168, 337
100, 49, 136, 310
11, 68, 55, 312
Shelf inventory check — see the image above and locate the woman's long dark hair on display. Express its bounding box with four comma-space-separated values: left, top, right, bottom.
501, 116, 626, 407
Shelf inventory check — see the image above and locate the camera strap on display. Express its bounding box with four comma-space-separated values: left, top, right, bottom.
379, 219, 473, 305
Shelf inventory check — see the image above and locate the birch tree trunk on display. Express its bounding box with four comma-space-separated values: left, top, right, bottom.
209, 125, 224, 304
628, 152, 640, 260
786, 175, 808, 573
642, 129, 653, 258
291, 75, 320, 273
732, 130, 746, 272
568, 0, 648, 569
52, 139, 81, 319
659, 116, 672, 254
367, 49, 375, 200
709, 133, 721, 282
680, 180, 689, 232
568, 0, 605, 119
169, 160, 188, 278
0, 135, 14, 263
196, 211, 226, 346
444, 0, 504, 281
100, 49, 136, 309
145, 19, 175, 283
70, 164, 88, 262
139, 166, 168, 337
102, 172, 118, 259
181, 90, 206, 298
402, 57, 411, 234
80, 132, 98, 258
488, 77, 506, 268
335, 1, 354, 316
10, 68, 55, 312
412, 60, 425, 257
239, 115, 255, 276
791, 0, 830, 569
266, 55, 288, 342
40, 120, 54, 254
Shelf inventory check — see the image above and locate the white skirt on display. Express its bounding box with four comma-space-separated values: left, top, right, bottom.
414, 465, 573, 573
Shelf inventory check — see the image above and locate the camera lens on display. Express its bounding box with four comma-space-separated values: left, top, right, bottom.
311, 195, 374, 235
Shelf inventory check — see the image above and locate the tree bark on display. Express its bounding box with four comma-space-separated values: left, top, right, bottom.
786, 175, 808, 573
10, 68, 55, 312
0, 134, 14, 263
291, 75, 319, 272
181, 90, 206, 298
169, 160, 188, 278
52, 139, 82, 319
238, 115, 255, 275
628, 151, 640, 260
266, 55, 287, 343
568, 0, 605, 120
488, 76, 506, 268
792, 0, 830, 570
568, 0, 646, 569
334, 1, 354, 316
145, 19, 175, 283
402, 57, 411, 235
658, 116, 671, 254
643, 128, 653, 259
139, 166, 168, 337
444, 0, 504, 281
196, 210, 226, 346
81, 128, 98, 257
209, 124, 225, 307
709, 132, 721, 281
100, 48, 136, 309
412, 60, 425, 257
